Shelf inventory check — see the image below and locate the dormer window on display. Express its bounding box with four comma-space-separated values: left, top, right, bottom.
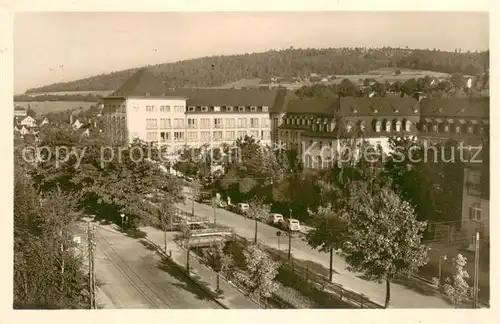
214, 106, 221, 112
188, 106, 195, 112
391, 105, 399, 114
455, 125, 461, 133
395, 120, 402, 132
201, 106, 208, 112
262, 106, 269, 112
370, 105, 378, 114
145, 92, 150, 96
251, 106, 257, 112
437, 107, 443, 113
350, 105, 358, 114
375, 120, 381, 132
226, 106, 233, 112
385, 121, 391, 132
413, 107, 419, 113
239, 106, 245, 112
346, 123, 353, 132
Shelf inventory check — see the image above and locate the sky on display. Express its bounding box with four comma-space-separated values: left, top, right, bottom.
14, 11, 489, 94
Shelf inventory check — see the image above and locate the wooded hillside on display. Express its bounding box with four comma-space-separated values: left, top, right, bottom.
26, 47, 489, 93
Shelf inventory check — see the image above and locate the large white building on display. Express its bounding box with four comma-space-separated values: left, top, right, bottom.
102, 69, 280, 152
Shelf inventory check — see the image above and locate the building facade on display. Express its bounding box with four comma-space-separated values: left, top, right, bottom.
102, 69, 281, 152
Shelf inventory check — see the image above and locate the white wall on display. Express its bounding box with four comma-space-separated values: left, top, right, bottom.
126, 98, 186, 148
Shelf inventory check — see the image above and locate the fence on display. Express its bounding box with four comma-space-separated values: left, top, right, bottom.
231, 233, 382, 309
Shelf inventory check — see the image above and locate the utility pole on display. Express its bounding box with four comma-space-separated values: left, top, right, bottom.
288, 209, 292, 261
87, 222, 97, 309
329, 247, 334, 281
472, 231, 480, 308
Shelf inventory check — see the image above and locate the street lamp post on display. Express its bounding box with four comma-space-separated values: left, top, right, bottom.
438, 255, 447, 283
120, 213, 125, 232
276, 231, 281, 251
288, 209, 292, 261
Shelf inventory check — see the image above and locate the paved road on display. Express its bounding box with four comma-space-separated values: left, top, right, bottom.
73, 222, 222, 309
178, 199, 452, 308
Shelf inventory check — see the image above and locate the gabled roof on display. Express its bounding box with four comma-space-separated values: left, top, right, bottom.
339, 97, 420, 116
162, 88, 280, 107
284, 98, 340, 115
109, 68, 170, 97
420, 97, 489, 118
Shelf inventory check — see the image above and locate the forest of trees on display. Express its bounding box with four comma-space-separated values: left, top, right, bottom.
26, 47, 489, 93
14, 94, 102, 102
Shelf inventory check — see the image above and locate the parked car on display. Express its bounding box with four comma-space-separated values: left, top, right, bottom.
283, 218, 301, 232
217, 201, 228, 208
236, 203, 250, 214
267, 213, 284, 225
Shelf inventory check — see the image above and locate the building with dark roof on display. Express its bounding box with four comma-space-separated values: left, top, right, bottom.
102, 69, 288, 150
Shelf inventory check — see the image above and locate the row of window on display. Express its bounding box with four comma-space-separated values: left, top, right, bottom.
145, 130, 271, 142
145, 117, 270, 130
145, 105, 185, 113
421, 122, 485, 135
187, 106, 269, 113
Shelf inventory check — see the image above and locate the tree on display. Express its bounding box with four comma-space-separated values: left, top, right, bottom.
204, 241, 234, 294
154, 195, 177, 253
189, 179, 202, 216
247, 197, 271, 243
305, 204, 346, 281
340, 182, 429, 308
432, 254, 472, 308
14, 164, 90, 309
241, 243, 280, 305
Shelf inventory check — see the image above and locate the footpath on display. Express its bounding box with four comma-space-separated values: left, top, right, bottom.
139, 226, 259, 309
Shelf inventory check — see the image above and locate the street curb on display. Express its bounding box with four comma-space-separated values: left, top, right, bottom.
144, 238, 229, 309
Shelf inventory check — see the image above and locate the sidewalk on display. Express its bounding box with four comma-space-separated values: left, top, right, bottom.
140, 226, 259, 309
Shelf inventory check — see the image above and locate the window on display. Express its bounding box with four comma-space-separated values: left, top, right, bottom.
214, 118, 223, 129
174, 132, 184, 141
146, 105, 155, 112
188, 106, 195, 112
250, 118, 259, 128
146, 118, 157, 129
226, 131, 235, 141
262, 131, 270, 140
385, 121, 391, 132
261, 118, 270, 128
174, 118, 185, 129
250, 130, 259, 138
432, 123, 438, 132
455, 125, 461, 133
187, 131, 197, 141
146, 131, 157, 142
120, 104, 126, 113
201, 106, 208, 112
395, 120, 402, 132
467, 125, 473, 134
359, 121, 366, 132
237, 130, 246, 138
443, 124, 450, 132
188, 118, 198, 129
174, 106, 184, 113
405, 121, 411, 132
213, 131, 223, 141
225, 118, 236, 128
238, 106, 245, 112
251, 106, 257, 112
226, 106, 233, 112
469, 203, 482, 221
159, 118, 171, 129
262, 106, 268, 112
160, 132, 171, 142
200, 118, 210, 129
160, 105, 170, 113
238, 118, 247, 128
214, 106, 221, 112
346, 123, 352, 132
200, 131, 210, 141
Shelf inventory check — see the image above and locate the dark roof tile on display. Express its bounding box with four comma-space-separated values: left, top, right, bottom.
339, 97, 420, 116
420, 97, 489, 118
110, 68, 170, 97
